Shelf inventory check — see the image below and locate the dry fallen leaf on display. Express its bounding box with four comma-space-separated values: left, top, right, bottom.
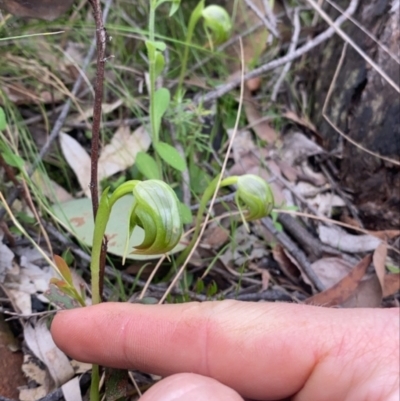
372, 243, 388, 293
32, 170, 73, 204
0, 315, 26, 399
99, 125, 151, 178
318, 225, 382, 253
248, 262, 271, 290
60, 125, 151, 197
4, 253, 54, 315
69, 99, 123, 126
305, 254, 372, 307
243, 94, 278, 143
272, 244, 300, 283
0, 233, 14, 283
62, 377, 82, 401
203, 222, 230, 249
20, 353, 50, 401
311, 193, 345, 216
342, 275, 382, 308
368, 230, 400, 241
283, 110, 317, 133
59, 132, 91, 197
310, 257, 353, 288
383, 273, 400, 297
24, 319, 74, 388
281, 132, 324, 166
225, 0, 269, 71
0, 0, 75, 20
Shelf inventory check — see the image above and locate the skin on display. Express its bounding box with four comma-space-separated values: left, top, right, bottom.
51, 301, 399, 401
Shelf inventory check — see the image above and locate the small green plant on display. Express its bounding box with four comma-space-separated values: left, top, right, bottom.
136, 0, 186, 174
177, 173, 274, 264
135, 0, 232, 176
177, 0, 232, 96
0, 107, 6, 131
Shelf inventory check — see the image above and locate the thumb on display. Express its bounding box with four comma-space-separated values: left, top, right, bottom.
140, 373, 244, 401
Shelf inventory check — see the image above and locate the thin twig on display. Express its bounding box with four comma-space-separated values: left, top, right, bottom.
262, 0, 278, 32
199, 0, 359, 105
262, 217, 325, 292
277, 213, 322, 261
65, 116, 144, 129
138, 255, 166, 300
88, 0, 111, 300
226, 289, 294, 302
88, 0, 107, 217
271, 8, 301, 101
243, 0, 280, 39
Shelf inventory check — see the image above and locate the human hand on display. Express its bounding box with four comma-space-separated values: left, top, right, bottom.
51, 301, 399, 401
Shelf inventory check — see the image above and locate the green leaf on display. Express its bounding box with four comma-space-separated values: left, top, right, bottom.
154, 51, 165, 78
145, 40, 166, 54
206, 280, 218, 297
44, 284, 80, 310
135, 151, 160, 180
0, 107, 6, 131
105, 369, 129, 401
189, 162, 210, 194
387, 264, 400, 274
0, 142, 24, 170
53, 255, 73, 286
189, 0, 205, 29
154, 141, 186, 171
154, 88, 170, 139
179, 201, 193, 224
155, 0, 180, 15
169, 0, 181, 16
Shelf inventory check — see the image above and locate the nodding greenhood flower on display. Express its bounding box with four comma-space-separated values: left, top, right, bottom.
104, 179, 183, 255
128, 180, 183, 254
201, 5, 232, 44
234, 174, 274, 221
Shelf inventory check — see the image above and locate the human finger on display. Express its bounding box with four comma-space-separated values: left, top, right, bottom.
51, 301, 398, 400
138, 373, 244, 401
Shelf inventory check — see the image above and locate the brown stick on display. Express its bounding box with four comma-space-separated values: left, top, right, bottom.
88, 0, 106, 217
88, 0, 107, 299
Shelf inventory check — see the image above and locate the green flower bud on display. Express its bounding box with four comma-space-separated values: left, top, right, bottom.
235, 174, 274, 220
201, 5, 232, 44
129, 180, 183, 254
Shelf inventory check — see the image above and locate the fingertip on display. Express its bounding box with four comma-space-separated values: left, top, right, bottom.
51, 308, 81, 351
139, 373, 244, 401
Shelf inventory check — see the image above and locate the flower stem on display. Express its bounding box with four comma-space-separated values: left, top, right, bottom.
177, 0, 205, 96
90, 364, 100, 401
149, 0, 158, 144
177, 175, 236, 265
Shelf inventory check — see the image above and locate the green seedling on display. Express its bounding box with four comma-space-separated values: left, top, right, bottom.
0, 107, 6, 131
139, 0, 232, 173
177, 0, 232, 94
138, 0, 187, 173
